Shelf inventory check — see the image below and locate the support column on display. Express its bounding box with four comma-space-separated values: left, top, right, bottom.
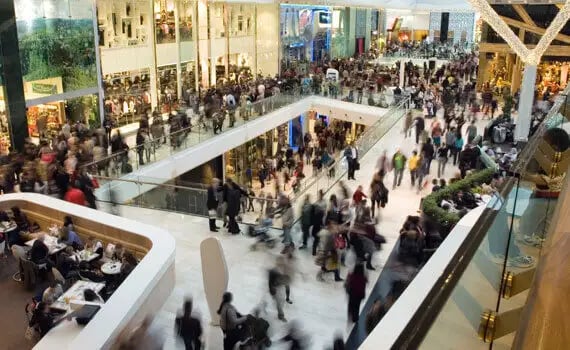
193, 0, 200, 94
149, 0, 159, 110
399, 60, 405, 88
224, 4, 230, 78
514, 64, 537, 142
92, 0, 105, 126
175, 1, 182, 100
0, 0, 28, 151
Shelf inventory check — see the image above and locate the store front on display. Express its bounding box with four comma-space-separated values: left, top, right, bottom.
280, 4, 332, 70
103, 69, 152, 128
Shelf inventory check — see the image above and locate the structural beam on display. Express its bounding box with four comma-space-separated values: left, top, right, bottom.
513, 5, 536, 27
500, 16, 570, 45
479, 42, 570, 57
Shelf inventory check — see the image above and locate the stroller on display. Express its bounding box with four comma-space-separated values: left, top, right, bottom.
237, 315, 272, 349
247, 217, 276, 250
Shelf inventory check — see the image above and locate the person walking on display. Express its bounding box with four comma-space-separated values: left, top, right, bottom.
436, 143, 449, 178
416, 151, 430, 194
207, 178, 220, 232
466, 120, 477, 144
218, 292, 248, 350
311, 190, 326, 256
414, 114, 425, 144
225, 181, 242, 234
344, 143, 358, 180
135, 129, 145, 166
453, 135, 464, 166
391, 149, 407, 189
175, 299, 203, 350
408, 150, 420, 187
278, 195, 295, 254
345, 264, 368, 323
299, 195, 313, 250
421, 138, 435, 174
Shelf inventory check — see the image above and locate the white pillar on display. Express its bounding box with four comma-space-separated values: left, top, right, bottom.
514, 64, 537, 142
399, 60, 405, 88
175, 1, 182, 100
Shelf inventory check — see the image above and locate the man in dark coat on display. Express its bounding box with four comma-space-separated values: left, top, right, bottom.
225, 180, 243, 234
207, 178, 220, 232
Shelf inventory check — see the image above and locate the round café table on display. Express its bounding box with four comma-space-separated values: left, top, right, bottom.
101, 261, 122, 275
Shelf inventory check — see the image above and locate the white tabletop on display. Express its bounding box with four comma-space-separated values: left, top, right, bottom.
0, 221, 17, 232
76, 250, 100, 262
25, 234, 67, 255
51, 281, 105, 311
101, 261, 122, 275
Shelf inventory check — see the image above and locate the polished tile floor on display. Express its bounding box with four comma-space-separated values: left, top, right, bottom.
113, 107, 486, 349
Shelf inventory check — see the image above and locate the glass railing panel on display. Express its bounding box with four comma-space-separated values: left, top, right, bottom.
417, 188, 514, 349
84, 88, 403, 182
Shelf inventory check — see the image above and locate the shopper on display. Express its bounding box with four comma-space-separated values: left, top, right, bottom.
421, 138, 435, 174
391, 149, 407, 189
408, 150, 420, 187
207, 178, 220, 232
345, 263, 368, 323
218, 292, 248, 350
225, 181, 242, 235
436, 142, 449, 178
299, 195, 313, 250
344, 143, 359, 180
175, 299, 203, 350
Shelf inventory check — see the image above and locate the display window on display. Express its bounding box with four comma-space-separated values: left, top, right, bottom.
103, 69, 152, 127
158, 65, 178, 112
155, 0, 177, 44
179, 0, 194, 42
14, 0, 98, 97
537, 61, 570, 95
97, 0, 150, 48
26, 102, 64, 139
0, 96, 11, 155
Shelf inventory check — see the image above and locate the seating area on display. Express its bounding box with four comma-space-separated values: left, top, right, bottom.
0, 193, 174, 350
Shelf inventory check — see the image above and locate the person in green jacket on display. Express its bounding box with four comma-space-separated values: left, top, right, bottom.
392, 149, 407, 189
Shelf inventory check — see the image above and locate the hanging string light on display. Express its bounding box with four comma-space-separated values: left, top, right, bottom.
467, 0, 529, 59
468, 0, 570, 65
527, 1, 570, 65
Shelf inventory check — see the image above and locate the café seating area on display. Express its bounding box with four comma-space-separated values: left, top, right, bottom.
0, 193, 175, 350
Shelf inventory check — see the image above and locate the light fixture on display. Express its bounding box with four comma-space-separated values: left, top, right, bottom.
469, 0, 570, 65
467, 0, 529, 59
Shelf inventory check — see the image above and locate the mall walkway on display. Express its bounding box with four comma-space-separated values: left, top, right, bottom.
104, 104, 488, 349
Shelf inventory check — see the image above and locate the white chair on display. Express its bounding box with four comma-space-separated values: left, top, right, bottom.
11, 245, 27, 282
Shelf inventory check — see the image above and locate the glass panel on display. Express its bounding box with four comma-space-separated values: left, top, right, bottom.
97, 0, 150, 48
15, 0, 97, 97
178, 0, 194, 42
155, 0, 176, 44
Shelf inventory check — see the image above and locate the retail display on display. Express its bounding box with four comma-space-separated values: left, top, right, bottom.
26, 103, 64, 139
97, 0, 150, 48
103, 69, 152, 127
0, 101, 10, 155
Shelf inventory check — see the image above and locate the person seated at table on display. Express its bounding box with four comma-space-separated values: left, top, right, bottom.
78, 261, 105, 283
59, 226, 83, 250
29, 234, 49, 265
83, 288, 104, 303
84, 237, 103, 256
63, 216, 75, 231
11, 206, 29, 231
113, 244, 126, 261
29, 302, 67, 337
120, 252, 138, 281
0, 210, 10, 222
42, 279, 63, 304
57, 246, 80, 278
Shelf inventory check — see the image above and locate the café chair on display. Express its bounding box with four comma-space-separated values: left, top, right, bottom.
11, 245, 27, 282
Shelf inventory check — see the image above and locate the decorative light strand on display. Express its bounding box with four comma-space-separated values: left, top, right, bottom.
467, 0, 530, 59
469, 0, 570, 65
528, 1, 570, 65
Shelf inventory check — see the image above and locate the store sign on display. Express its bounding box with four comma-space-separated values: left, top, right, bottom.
31, 83, 57, 95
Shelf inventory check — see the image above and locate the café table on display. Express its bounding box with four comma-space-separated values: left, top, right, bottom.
50, 280, 105, 312
76, 250, 100, 263
101, 261, 122, 275
25, 234, 67, 255
0, 221, 18, 250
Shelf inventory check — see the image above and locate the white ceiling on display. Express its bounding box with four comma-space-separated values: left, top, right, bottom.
221, 0, 475, 11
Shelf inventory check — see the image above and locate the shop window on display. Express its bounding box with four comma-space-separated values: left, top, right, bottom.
97, 0, 149, 48
155, 0, 176, 44
14, 0, 98, 97
103, 69, 151, 128
179, 0, 194, 42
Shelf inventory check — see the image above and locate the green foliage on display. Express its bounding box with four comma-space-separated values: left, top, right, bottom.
18, 18, 96, 92
503, 94, 513, 120
421, 168, 496, 233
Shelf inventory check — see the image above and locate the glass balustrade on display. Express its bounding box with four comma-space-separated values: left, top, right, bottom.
93, 97, 410, 226
83, 86, 403, 185
357, 88, 570, 350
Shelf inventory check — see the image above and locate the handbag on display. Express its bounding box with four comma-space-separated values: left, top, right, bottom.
355, 161, 360, 170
